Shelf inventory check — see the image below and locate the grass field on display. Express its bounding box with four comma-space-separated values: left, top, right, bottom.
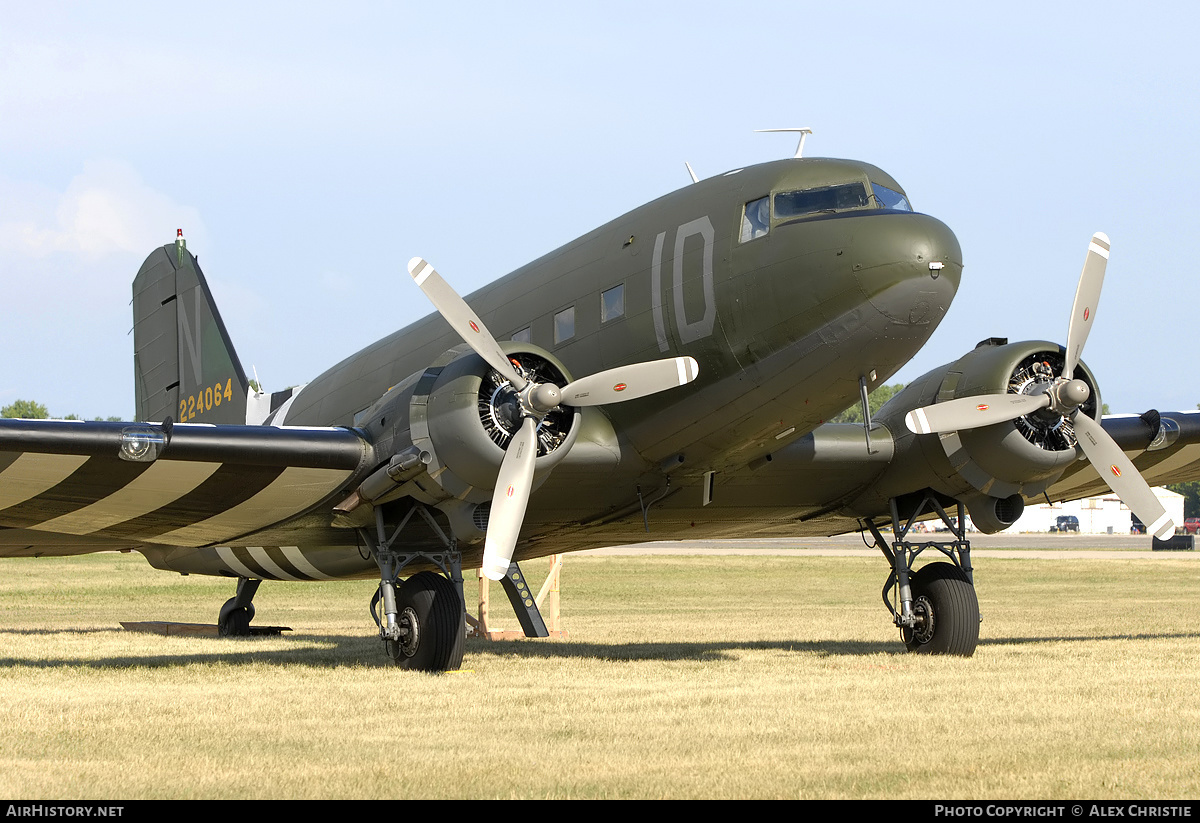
2, 550, 1199, 799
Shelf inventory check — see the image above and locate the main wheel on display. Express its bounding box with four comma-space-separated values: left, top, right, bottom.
391, 572, 466, 672
902, 562, 979, 656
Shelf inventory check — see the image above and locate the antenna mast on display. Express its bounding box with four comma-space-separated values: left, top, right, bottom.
755, 127, 814, 158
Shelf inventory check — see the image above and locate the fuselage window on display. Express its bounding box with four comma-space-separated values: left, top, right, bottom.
511, 327, 532, 343
870, 182, 912, 211
601, 284, 624, 322
774, 183, 869, 219
554, 307, 575, 344
739, 196, 770, 242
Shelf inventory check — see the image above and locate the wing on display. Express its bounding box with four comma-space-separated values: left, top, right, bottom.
704, 410, 1200, 538
1041, 410, 1200, 503
0, 419, 371, 557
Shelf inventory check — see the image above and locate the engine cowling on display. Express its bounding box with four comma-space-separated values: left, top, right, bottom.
939, 339, 1099, 498
341, 342, 582, 542
869, 339, 1101, 529
410, 342, 581, 503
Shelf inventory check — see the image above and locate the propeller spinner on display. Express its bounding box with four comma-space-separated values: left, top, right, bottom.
408, 257, 700, 579
903, 233, 1175, 540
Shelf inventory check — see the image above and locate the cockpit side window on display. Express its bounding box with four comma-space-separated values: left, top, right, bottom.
739, 196, 770, 242
774, 183, 869, 219
871, 182, 912, 211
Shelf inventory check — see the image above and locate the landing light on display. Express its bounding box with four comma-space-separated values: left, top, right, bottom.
119, 426, 166, 462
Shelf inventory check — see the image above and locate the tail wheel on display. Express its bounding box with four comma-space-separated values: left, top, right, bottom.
218, 600, 254, 637
903, 562, 979, 656
391, 571, 466, 672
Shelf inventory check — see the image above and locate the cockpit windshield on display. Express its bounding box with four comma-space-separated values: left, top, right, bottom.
738, 173, 916, 244
870, 182, 912, 211
774, 183, 869, 219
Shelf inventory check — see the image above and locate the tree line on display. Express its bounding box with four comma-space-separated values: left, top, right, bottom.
1, 399, 123, 422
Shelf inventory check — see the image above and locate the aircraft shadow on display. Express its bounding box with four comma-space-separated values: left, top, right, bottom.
0, 627, 384, 670
2, 627, 1198, 670
979, 631, 1200, 647
463, 629, 1200, 663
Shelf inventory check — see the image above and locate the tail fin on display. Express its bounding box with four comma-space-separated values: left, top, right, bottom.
133, 231, 250, 425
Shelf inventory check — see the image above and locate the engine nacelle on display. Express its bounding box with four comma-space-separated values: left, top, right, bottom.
410, 342, 581, 504
870, 339, 1101, 522
341, 342, 586, 541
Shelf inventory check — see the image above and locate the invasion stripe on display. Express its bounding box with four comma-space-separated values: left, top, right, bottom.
211, 546, 309, 581
281, 546, 338, 580
241, 547, 281, 579
94, 464, 287, 540
233, 547, 284, 580
249, 546, 305, 581
0, 453, 89, 512
0, 452, 23, 474
31, 461, 221, 536
262, 546, 312, 579
216, 546, 260, 578
0, 457, 151, 528
156, 466, 353, 547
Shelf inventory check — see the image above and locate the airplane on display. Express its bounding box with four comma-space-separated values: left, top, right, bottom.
3, 138, 1199, 671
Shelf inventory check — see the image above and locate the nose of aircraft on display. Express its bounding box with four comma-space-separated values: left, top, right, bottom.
854, 211, 962, 327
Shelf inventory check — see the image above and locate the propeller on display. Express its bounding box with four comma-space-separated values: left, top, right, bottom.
902, 233, 1175, 539
408, 257, 700, 579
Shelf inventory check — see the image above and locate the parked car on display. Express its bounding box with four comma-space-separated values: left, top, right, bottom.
1183, 518, 1200, 535
1050, 515, 1080, 533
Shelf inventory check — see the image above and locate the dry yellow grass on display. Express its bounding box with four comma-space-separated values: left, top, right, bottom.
1, 551, 1199, 798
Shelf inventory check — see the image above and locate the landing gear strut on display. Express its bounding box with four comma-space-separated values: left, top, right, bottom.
864, 492, 980, 656
360, 502, 466, 671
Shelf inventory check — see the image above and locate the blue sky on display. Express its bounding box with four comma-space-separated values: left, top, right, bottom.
2, 1, 1197, 419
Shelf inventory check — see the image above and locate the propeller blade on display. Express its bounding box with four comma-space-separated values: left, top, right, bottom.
481, 416, 538, 580
408, 257, 528, 390
1072, 413, 1174, 540
559, 357, 700, 407
1062, 232, 1109, 380
904, 393, 1051, 435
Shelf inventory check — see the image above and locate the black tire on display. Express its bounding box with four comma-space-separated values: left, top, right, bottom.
392, 572, 466, 672
217, 599, 254, 637
902, 562, 979, 656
